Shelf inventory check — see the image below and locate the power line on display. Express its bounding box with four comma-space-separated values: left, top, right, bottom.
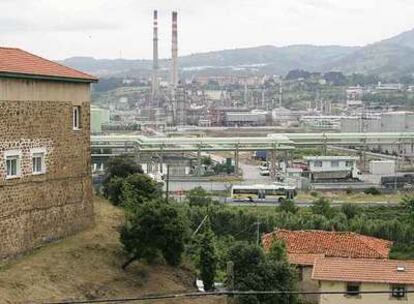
232, 222, 258, 239
44, 289, 414, 304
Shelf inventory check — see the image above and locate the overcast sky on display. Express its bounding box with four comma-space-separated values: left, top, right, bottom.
1, 0, 414, 60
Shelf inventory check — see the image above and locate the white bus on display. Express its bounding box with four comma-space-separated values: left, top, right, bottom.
231, 184, 297, 202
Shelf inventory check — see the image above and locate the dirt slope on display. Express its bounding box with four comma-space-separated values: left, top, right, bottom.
0, 197, 224, 304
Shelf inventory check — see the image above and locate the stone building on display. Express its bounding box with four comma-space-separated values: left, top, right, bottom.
0, 47, 97, 258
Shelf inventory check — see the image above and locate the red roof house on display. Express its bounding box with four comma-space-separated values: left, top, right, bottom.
262, 229, 392, 265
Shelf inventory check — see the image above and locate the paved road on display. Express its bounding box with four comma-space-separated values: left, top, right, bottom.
169, 195, 398, 207
167, 159, 270, 192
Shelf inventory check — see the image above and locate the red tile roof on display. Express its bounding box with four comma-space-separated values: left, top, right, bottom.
288, 253, 325, 266
312, 257, 414, 285
262, 229, 392, 265
0, 47, 97, 82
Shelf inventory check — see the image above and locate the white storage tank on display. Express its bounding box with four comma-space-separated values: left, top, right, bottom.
369, 160, 396, 175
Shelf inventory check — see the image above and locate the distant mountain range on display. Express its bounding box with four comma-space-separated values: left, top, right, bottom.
61, 28, 414, 78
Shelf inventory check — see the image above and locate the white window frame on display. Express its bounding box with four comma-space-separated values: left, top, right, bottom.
73, 106, 81, 130
331, 160, 340, 168
345, 160, 353, 167
4, 150, 22, 179
314, 160, 323, 168
31, 148, 46, 175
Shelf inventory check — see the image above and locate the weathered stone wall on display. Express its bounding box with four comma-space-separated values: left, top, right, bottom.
0, 81, 94, 258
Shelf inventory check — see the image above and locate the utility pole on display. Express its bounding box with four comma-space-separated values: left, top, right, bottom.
226, 261, 235, 304
256, 221, 260, 245
165, 164, 170, 203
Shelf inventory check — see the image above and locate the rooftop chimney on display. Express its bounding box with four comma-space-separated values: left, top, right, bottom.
152, 10, 159, 98
171, 11, 178, 87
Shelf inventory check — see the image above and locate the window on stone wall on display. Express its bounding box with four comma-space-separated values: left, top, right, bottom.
5, 154, 21, 178
73, 106, 81, 130
32, 152, 45, 174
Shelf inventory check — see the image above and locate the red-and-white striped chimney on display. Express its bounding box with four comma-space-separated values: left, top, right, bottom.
171, 11, 178, 87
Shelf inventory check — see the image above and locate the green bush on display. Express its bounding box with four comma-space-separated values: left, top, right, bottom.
186, 187, 213, 207
278, 199, 298, 214
102, 176, 125, 205
311, 197, 335, 218
363, 187, 381, 195
341, 203, 360, 220
310, 191, 319, 197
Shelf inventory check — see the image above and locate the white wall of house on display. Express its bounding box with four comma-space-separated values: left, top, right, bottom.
307, 158, 356, 173
298, 266, 319, 304
318, 281, 414, 304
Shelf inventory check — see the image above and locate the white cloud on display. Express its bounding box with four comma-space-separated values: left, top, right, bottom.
0, 0, 413, 59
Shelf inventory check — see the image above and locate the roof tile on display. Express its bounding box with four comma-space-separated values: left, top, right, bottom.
262, 229, 392, 265
0, 47, 97, 82
312, 257, 414, 285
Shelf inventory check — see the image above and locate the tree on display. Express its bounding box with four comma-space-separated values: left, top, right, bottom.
186, 187, 213, 207
323, 71, 346, 86
341, 203, 360, 220
121, 173, 162, 212
227, 242, 297, 304
120, 200, 187, 269
104, 155, 143, 179
267, 240, 288, 263
277, 199, 298, 214
202, 156, 213, 167
199, 220, 218, 291
103, 176, 125, 205
401, 196, 414, 223
311, 197, 335, 218
103, 155, 143, 204
285, 69, 311, 80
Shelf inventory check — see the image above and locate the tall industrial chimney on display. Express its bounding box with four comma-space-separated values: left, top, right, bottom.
152, 10, 159, 98
171, 11, 178, 87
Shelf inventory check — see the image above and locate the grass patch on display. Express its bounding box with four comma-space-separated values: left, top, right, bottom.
0, 197, 224, 304
296, 191, 404, 204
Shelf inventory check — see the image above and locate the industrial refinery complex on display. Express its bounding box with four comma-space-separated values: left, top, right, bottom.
89, 10, 414, 202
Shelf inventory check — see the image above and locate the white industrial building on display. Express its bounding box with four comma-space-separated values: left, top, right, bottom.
304, 156, 360, 181
272, 107, 299, 121
225, 110, 268, 126
300, 115, 344, 130
341, 112, 414, 156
